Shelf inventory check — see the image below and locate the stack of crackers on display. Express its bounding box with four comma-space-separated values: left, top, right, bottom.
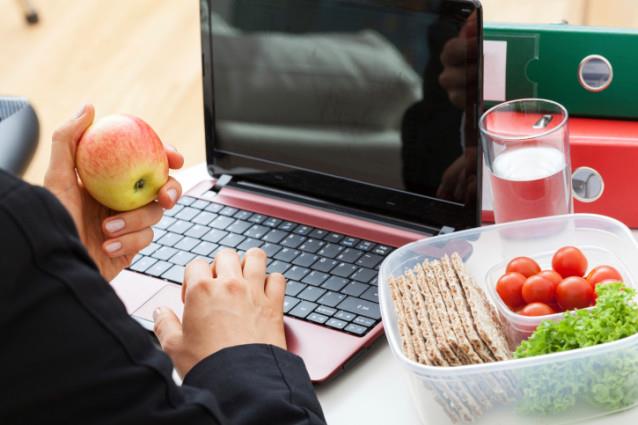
389, 252, 515, 423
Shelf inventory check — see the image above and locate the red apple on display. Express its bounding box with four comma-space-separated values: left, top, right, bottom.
76, 114, 168, 211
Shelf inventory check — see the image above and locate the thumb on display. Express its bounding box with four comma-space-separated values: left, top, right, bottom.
45, 104, 95, 186
153, 307, 183, 355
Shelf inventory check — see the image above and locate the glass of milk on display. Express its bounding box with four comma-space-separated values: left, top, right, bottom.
479, 99, 572, 224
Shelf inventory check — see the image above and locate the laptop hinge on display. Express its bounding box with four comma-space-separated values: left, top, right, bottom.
438, 225, 455, 235
212, 174, 232, 192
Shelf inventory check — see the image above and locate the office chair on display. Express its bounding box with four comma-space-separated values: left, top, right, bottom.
0, 97, 39, 176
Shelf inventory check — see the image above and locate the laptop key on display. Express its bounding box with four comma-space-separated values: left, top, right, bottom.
316, 291, 346, 308
340, 237, 360, 248
302, 271, 329, 287
341, 282, 369, 297
237, 238, 263, 251
218, 206, 237, 217
292, 252, 318, 268
336, 248, 364, 264
227, 219, 251, 234
248, 214, 267, 224
299, 239, 325, 254
164, 204, 184, 217
162, 265, 185, 283
345, 323, 368, 336
307, 313, 328, 325
326, 318, 348, 330
209, 216, 235, 230
278, 221, 297, 232
317, 243, 344, 259
324, 233, 343, 244
262, 229, 288, 244
285, 281, 306, 297
157, 232, 183, 247
244, 224, 269, 239
373, 245, 393, 256
140, 242, 160, 257
170, 251, 196, 266
309, 229, 328, 239
234, 210, 252, 221
191, 199, 209, 210
260, 242, 282, 257
145, 261, 172, 277
263, 217, 282, 228
356, 253, 384, 269
155, 216, 176, 230
130, 256, 156, 273
203, 229, 228, 244
268, 260, 290, 274
293, 225, 312, 236
205, 202, 224, 213
351, 267, 377, 283
192, 241, 217, 256
369, 276, 378, 286
175, 207, 199, 221
354, 316, 376, 327
315, 306, 337, 317
152, 229, 166, 242
321, 276, 348, 292
170, 219, 193, 235
338, 296, 381, 320
361, 286, 379, 303
175, 237, 199, 252
356, 241, 375, 252
284, 296, 300, 313
289, 300, 317, 319
335, 311, 356, 322
285, 266, 310, 282
177, 196, 196, 206
218, 233, 245, 248
274, 247, 299, 263
281, 234, 306, 249
152, 246, 178, 261
298, 286, 326, 302
184, 224, 208, 239
332, 262, 358, 278
311, 258, 338, 273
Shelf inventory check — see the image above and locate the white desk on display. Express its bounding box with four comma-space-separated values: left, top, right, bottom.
172, 163, 638, 425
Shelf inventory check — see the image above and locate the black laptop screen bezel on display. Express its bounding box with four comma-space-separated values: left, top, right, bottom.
200, 0, 483, 232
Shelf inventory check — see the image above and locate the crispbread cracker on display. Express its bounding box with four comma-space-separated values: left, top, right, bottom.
395, 275, 430, 365
450, 253, 512, 361
388, 277, 418, 362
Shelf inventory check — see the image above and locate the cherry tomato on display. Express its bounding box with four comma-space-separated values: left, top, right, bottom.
552, 246, 588, 277
586, 265, 622, 288
496, 272, 526, 309
556, 276, 594, 310
519, 302, 556, 317
538, 270, 563, 286
506, 257, 541, 278
522, 275, 557, 305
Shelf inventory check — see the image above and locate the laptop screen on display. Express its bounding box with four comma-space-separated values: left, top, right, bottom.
201, 0, 482, 232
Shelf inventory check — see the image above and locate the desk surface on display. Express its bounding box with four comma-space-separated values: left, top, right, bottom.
172, 163, 638, 425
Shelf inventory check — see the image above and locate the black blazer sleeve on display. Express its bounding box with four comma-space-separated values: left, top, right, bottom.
0, 170, 326, 425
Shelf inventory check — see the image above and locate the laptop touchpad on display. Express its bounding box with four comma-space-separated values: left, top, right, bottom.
133, 284, 184, 323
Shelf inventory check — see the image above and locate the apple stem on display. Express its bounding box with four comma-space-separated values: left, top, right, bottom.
134, 179, 145, 192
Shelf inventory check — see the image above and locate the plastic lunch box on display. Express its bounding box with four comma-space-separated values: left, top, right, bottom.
379, 214, 638, 425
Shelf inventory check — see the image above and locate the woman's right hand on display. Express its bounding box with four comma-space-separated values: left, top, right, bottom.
153, 248, 287, 377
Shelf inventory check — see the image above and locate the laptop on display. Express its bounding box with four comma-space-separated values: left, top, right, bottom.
112, 0, 483, 382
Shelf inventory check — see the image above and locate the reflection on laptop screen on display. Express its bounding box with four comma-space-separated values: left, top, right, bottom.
208, 0, 480, 211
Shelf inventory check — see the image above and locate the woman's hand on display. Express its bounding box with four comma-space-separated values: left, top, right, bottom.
44, 104, 184, 281
153, 248, 287, 377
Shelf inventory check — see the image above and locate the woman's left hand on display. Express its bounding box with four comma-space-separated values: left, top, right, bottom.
44, 104, 184, 281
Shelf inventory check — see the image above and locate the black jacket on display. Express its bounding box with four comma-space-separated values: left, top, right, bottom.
0, 170, 326, 424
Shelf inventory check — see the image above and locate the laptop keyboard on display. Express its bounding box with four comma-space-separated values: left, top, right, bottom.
129, 195, 393, 337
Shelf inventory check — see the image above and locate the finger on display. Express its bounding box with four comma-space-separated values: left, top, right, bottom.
165, 145, 185, 170
183, 258, 214, 301
153, 307, 183, 354
242, 248, 267, 294
438, 67, 466, 92
102, 227, 153, 258
45, 104, 96, 187
213, 249, 243, 280
156, 176, 182, 209
265, 272, 286, 310
440, 37, 467, 66
102, 202, 163, 237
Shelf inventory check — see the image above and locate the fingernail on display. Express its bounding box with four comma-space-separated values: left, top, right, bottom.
74, 104, 87, 119
104, 241, 122, 253
153, 307, 164, 321
105, 218, 125, 233
168, 144, 178, 152
167, 188, 177, 203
